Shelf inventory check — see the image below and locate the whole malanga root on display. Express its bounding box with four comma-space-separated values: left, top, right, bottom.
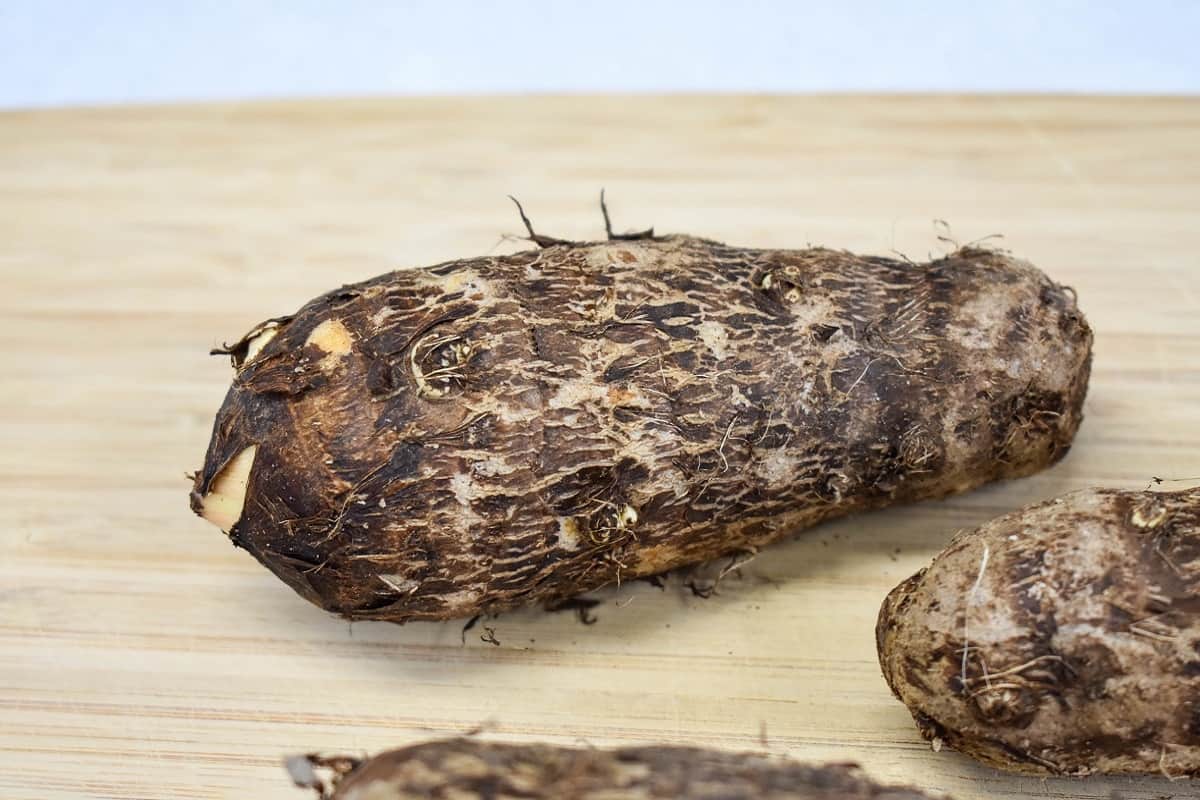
286, 738, 950, 799
191, 205, 1091, 623
877, 487, 1200, 776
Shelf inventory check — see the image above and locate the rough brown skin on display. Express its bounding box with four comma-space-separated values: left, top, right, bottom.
287, 738, 948, 799
191, 225, 1092, 623
877, 487, 1200, 777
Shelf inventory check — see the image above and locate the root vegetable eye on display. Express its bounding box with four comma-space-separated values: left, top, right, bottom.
199, 446, 257, 532
409, 332, 473, 398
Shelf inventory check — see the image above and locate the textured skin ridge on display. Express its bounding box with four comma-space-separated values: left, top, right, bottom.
879, 487, 1200, 776
192, 235, 1092, 622
291, 738, 948, 799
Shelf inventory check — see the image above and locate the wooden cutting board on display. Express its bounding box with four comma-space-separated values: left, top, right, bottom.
2, 95, 1197, 800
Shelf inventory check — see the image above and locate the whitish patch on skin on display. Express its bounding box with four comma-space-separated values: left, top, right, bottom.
697, 319, 729, 360
558, 517, 582, 550
789, 295, 838, 331
631, 415, 681, 462
729, 384, 753, 408
757, 448, 801, 489
489, 399, 541, 427
472, 457, 519, 478
306, 319, 353, 370
953, 292, 1008, 350
816, 335, 864, 379
370, 306, 401, 329
547, 375, 608, 410
792, 376, 820, 416
449, 472, 477, 503
434, 268, 495, 300
586, 243, 649, 270
437, 269, 476, 294
914, 539, 1029, 644
449, 472, 485, 526
200, 445, 257, 532
378, 574, 419, 594
621, 425, 685, 495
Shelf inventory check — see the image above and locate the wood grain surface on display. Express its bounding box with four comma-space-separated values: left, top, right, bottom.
1, 95, 1197, 800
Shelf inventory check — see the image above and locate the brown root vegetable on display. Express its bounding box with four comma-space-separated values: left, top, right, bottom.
877, 487, 1200, 776
286, 738, 948, 799
190, 217, 1091, 623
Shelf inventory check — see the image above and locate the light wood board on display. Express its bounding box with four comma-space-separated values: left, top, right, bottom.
1, 95, 1198, 799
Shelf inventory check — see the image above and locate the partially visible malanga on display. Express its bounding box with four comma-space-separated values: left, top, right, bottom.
287, 738, 951, 799
879, 487, 1200, 776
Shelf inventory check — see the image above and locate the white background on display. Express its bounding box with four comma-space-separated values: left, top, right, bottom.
2, 1, 1198, 108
